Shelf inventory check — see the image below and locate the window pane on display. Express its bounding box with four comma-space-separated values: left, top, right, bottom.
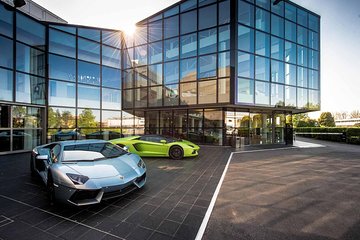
134, 45, 147, 65
255, 56, 270, 81
16, 73, 45, 104
164, 61, 179, 84
48, 107, 76, 129
218, 78, 230, 103
181, 33, 197, 58
149, 86, 163, 107
78, 38, 100, 64
285, 63, 296, 86
165, 38, 179, 61
285, 3, 296, 22
164, 6, 179, 18
285, 86, 296, 107
164, 15, 179, 39
199, 80, 216, 104
219, 25, 230, 51
49, 29, 76, 58
285, 20, 296, 42
16, 13, 45, 49
199, 4, 217, 30
255, 31, 270, 57
123, 69, 133, 89
255, 81, 270, 105
0, 4, 13, 37
297, 88, 308, 109
198, 54, 217, 80
77, 109, 100, 128
49, 80, 75, 107
309, 31, 319, 50
0, 36, 13, 69
297, 67, 308, 88
134, 25, 147, 46
255, 8, 270, 32
256, 0, 270, 10
238, 25, 254, 52
181, 10, 197, 35
309, 50, 319, 70
78, 84, 100, 108
297, 46, 308, 67
297, 26, 308, 47
78, 28, 100, 42
285, 41, 296, 64
49, 54, 76, 82
102, 110, 121, 128
0, 68, 13, 101
199, 0, 216, 7
271, 60, 284, 83
135, 66, 147, 87
180, 0, 197, 12
149, 20, 163, 42
309, 90, 320, 110
102, 30, 121, 48
102, 88, 121, 110
13, 106, 42, 128
309, 69, 319, 89
238, 51, 254, 78
16, 43, 45, 77
309, 14, 320, 32
78, 61, 100, 85
181, 57, 197, 82
123, 89, 133, 108
134, 88, 147, 108
13, 129, 42, 151
180, 82, 197, 105
237, 78, 254, 104
271, 0, 284, 16
219, 0, 230, 25
238, 0, 254, 27
164, 84, 179, 106
102, 66, 121, 89
271, 36, 284, 61
297, 9, 308, 27
50, 25, 76, 35
149, 64, 163, 86
102, 46, 121, 68
271, 83, 284, 106
271, 14, 284, 38
199, 28, 217, 55
149, 41, 163, 64
218, 52, 230, 78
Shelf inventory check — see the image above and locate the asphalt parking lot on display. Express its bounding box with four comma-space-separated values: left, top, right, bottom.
0, 146, 231, 240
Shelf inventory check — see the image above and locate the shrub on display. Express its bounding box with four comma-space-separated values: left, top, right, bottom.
295, 127, 360, 145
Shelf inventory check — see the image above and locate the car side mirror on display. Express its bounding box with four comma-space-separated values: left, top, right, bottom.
35, 155, 48, 171
160, 140, 167, 144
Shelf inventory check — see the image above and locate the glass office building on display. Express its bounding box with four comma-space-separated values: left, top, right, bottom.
0, 0, 320, 153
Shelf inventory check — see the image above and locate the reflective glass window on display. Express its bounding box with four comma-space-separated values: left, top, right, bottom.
49, 80, 75, 107
164, 84, 179, 106
134, 45, 147, 65
16, 43, 45, 77
0, 36, 13, 69
180, 82, 197, 105
255, 8, 270, 32
134, 88, 147, 108
271, 14, 284, 38
198, 54, 216, 80
271, 0, 284, 16
49, 54, 76, 82
102, 66, 121, 89
149, 14, 162, 22
255, 56, 270, 81
297, 46, 308, 67
165, 38, 179, 61
16, 73, 45, 105
149, 41, 163, 64
199, 28, 217, 55
123, 89, 133, 108
285, 63, 296, 86
102, 46, 121, 68
0, 4, 13, 37
77, 108, 100, 128
297, 88, 308, 109
16, 13, 45, 49
199, 0, 216, 7
49, 29, 76, 58
297, 9, 308, 27
78, 28, 100, 42
123, 69, 133, 89
218, 78, 230, 103
164, 16, 179, 39
238, 51, 254, 78
237, 78, 254, 103
102, 30, 121, 48
199, 4, 217, 30
78, 38, 100, 64
180, 0, 197, 12
102, 88, 121, 110
78, 84, 100, 108
181, 33, 197, 58
285, 20, 296, 42
123, 48, 133, 69
271, 83, 284, 106
238, 25, 254, 52
309, 50, 319, 70
78, 61, 100, 85
238, 0, 254, 27
285, 3, 296, 22
134, 25, 147, 46
149, 20, 163, 42
135, 66, 147, 87
13, 106, 42, 129
181, 57, 197, 82
309, 69, 319, 89
13, 129, 42, 151
271, 60, 284, 83
164, 61, 179, 84
256, 0, 270, 10
255, 81, 270, 105
218, 52, 230, 78
164, 6, 179, 17
219, 25, 230, 51
271, 36, 284, 61
285, 41, 296, 64
255, 31, 270, 57
101, 110, 121, 128
149, 86, 163, 107
0, 68, 13, 101
297, 67, 308, 88
309, 31, 319, 50
149, 64, 163, 86
219, 0, 230, 25
309, 14, 320, 32
285, 86, 296, 107
297, 26, 308, 46
309, 90, 320, 110
199, 80, 216, 104
181, 10, 197, 35
50, 25, 76, 35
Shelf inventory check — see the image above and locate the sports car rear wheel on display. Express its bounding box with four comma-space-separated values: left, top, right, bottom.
47, 173, 55, 205
169, 146, 184, 160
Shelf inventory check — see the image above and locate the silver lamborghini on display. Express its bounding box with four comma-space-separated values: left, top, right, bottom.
30, 140, 146, 206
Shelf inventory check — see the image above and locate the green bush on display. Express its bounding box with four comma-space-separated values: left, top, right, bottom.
295, 127, 360, 145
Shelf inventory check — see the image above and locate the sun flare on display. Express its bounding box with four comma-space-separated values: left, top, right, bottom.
122, 24, 136, 36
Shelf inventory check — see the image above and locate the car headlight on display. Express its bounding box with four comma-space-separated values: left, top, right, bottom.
66, 173, 89, 185
137, 159, 146, 169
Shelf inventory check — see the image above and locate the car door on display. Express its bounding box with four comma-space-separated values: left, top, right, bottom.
136, 136, 168, 156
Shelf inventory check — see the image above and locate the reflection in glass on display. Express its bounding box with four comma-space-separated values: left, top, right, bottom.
78, 28, 100, 42
13, 106, 41, 128
49, 54, 76, 82
309, 50, 319, 70
309, 14, 320, 32
219, 0, 230, 25
102, 88, 121, 110
123, 89, 133, 109
102, 30, 121, 48
0, 68, 13, 101
49, 29, 76, 58
271, 83, 284, 106
16, 43, 45, 77
309, 69, 319, 89
271, 36, 284, 61
198, 54, 216, 80
78, 61, 100, 85
255, 8, 270, 32
285, 41, 296, 64
77, 109, 100, 130
164, 84, 179, 106
180, 82, 197, 105
309, 90, 320, 110
255, 31, 270, 57
238, 1, 254, 27
164, 61, 179, 84
285, 20, 296, 42
285, 86, 296, 107
297, 9, 308, 27
149, 64, 163, 86
78, 84, 100, 108
271, 60, 284, 83
149, 86, 163, 107
219, 25, 230, 51
149, 20, 163, 42
102, 110, 121, 128
285, 2, 296, 22
102, 46, 121, 68
78, 38, 100, 64
256, 0, 270, 10
149, 41, 163, 64
165, 38, 179, 61
49, 80, 75, 107
180, 0, 196, 12
255, 56, 270, 81
134, 25, 147, 46
218, 78, 230, 103
134, 45, 147, 65
218, 52, 230, 78
297, 46, 308, 67
237, 78, 254, 104
199, 28, 217, 55
255, 81, 270, 105
13, 129, 42, 151
181, 10, 197, 35
48, 107, 76, 129
181, 33, 197, 58
102, 66, 121, 89
135, 88, 147, 108
297, 26, 308, 46
309, 31, 319, 50
164, 16, 179, 39
135, 66, 147, 87
16, 73, 45, 105
297, 67, 308, 88
285, 63, 296, 86
271, 14, 284, 38
297, 88, 308, 109
0, 36, 13, 69
181, 58, 197, 82
238, 51, 254, 78
16, 13, 45, 49
271, 0, 284, 16
238, 25, 254, 52
0, 4, 13, 37
0, 130, 10, 152
199, 80, 216, 104
199, 4, 217, 30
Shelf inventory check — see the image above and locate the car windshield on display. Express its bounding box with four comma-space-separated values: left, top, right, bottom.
63, 143, 126, 162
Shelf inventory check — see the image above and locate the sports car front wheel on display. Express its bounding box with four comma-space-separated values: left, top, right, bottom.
169, 146, 184, 160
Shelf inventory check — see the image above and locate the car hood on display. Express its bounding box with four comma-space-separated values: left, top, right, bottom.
180, 139, 200, 149
60, 154, 141, 179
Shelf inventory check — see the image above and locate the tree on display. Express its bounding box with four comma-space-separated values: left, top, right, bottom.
78, 109, 97, 134
293, 113, 309, 127
318, 112, 335, 127
350, 110, 360, 119
61, 111, 75, 128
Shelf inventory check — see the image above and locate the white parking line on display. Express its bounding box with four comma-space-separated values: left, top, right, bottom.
0, 215, 14, 228
0, 195, 125, 239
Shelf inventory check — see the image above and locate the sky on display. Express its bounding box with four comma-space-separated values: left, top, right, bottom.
32, 0, 360, 118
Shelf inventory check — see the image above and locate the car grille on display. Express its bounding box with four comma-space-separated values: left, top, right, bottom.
69, 189, 101, 203
135, 173, 146, 184
102, 184, 137, 200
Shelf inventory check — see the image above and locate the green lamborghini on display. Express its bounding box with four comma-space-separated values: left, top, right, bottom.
109, 135, 200, 160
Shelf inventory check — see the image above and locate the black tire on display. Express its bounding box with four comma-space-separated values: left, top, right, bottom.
169, 146, 184, 160
47, 173, 55, 205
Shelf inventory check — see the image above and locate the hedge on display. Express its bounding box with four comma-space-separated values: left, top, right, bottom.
295, 127, 360, 145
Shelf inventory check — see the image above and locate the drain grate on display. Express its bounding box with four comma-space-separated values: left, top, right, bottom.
0, 215, 14, 228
